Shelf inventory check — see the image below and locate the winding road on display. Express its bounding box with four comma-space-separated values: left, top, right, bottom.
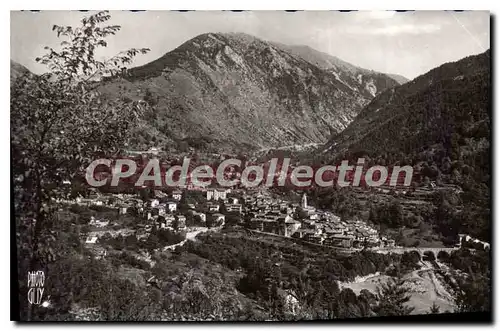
162, 227, 217, 251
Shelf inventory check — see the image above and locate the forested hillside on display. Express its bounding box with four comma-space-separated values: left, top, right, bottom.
313, 50, 490, 242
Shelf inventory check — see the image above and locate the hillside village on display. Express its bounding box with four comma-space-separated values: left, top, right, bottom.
55, 167, 492, 263
55, 181, 402, 258
49, 143, 491, 264
11, 10, 491, 321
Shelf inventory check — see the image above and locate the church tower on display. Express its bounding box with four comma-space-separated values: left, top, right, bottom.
301, 193, 307, 209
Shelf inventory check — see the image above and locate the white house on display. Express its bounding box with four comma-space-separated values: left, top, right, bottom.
89, 217, 109, 228
206, 188, 228, 201
166, 201, 177, 213
85, 236, 98, 244
309, 213, 320, 220
171, 190, 183, 201
226, 203, 243, 214
228, 197, 239, 204
206, 202, 220, 212
97, 220, 109, 228
458, 234, 472, 246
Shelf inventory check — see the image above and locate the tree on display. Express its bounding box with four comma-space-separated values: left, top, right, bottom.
172, 218, 179, 231
143, 88, 158, 107
219, 200, 227, 214
454, 272, 491, 313
388, 200, 404, 227
12, 11, 150, 320
372, 278, 415, 317
429, 302, 440, 314
437, 251, 450, 263
178, 192, 189, 213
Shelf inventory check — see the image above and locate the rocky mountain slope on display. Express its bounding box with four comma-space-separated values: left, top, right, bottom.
322, 49, 490, 159
386, 73, 410, 85
98, 32, 401, 152
317, 50, 490, 241
274, 43, 407, 97
10, 60, 31, 83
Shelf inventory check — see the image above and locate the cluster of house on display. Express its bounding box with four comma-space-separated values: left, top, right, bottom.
244, 191, 395, 249
295, 216, 395, 249
79, 187, 241, 259
68, 190, 143, 215
244, 191, 302, 237
81, 187, 242, 240
458, 234, 490, 250
71, 182, 397, 256
144, 188, 237, 230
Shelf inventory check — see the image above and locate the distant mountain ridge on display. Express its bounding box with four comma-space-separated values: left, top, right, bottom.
316, 49, 491, 242
98, 32, 402, 152
10, 33, 404, 153
322, 49, 490, 157
274, 43, 406, 98
10, 60, 31, 82
385, 73, 410, 85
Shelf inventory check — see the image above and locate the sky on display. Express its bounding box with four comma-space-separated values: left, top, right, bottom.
10, 10, 490, 79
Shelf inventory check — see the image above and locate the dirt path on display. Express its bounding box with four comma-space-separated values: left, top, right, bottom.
162, 227, 217, 251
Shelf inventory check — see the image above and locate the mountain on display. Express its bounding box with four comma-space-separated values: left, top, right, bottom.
322, 50, 490, 159
99, 32, 401, 152
274, 43, 402, 98
385, 73, 410, 85
10, 60, 31, 82
318, 50, 490, 240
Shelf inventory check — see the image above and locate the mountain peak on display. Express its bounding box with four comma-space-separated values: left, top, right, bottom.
103, 32, 404, 152
322, 49, 490, 158
10, 60, 31, 82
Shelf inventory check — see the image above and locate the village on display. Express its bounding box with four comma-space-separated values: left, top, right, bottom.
54, 179, 402, 262
242, 190, 395, 249
54, 143, 490, 260
51, 144, 491, 263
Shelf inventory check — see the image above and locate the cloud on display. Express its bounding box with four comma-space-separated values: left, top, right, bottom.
370, 23, 441, 35
346, 23, 441, 36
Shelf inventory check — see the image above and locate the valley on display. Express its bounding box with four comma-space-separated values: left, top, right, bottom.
11, 10, 491, 322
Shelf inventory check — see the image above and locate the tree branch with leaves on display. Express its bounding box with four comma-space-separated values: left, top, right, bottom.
11, 10, 150, 320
